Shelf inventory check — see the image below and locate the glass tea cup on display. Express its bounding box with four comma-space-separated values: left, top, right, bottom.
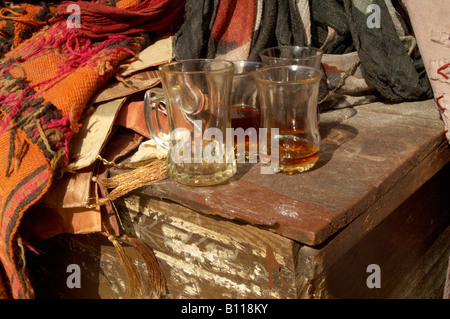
231, 60, 261, 162
253, 65, 323, 174
259, 45, 324, 125
259, 46, 323, 68
144, 59, 236, 186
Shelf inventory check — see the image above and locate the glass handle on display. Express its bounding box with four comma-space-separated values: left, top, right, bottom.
144, 88, 169, 151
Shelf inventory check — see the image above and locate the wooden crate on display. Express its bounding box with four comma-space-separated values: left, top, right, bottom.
26, 100, 450, 298
26, 164, 450, 299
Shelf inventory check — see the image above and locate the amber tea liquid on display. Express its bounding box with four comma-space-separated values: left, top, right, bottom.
261, 132, 320, 174
231, 105, 260, 159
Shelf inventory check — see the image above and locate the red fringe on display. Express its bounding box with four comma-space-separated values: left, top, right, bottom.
57, 0, 186, 38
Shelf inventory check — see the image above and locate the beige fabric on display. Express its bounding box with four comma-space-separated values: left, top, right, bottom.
71, 97, 126, 170
404, 0, 450, 141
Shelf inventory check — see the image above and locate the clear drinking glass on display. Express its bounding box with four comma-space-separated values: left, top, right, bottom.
144, 59, 236, 186
231, 61, 261, 162
259, 46, 323, 68
253, 65, 323, 174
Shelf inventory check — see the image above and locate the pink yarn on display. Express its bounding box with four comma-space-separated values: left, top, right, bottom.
45, 116, 70, 129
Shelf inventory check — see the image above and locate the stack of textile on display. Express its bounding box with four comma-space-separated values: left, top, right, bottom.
0, 0, 185, 299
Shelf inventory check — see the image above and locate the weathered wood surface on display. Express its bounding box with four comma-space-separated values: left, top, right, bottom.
298, 139, 450, 277
130, 99, 449, 246
111, 99, 449, 299
115, 195, 298, 299
27, 100, 449, 299
445, 254, 450, 299
28, 164, 449, 299
27, 198, 300, 299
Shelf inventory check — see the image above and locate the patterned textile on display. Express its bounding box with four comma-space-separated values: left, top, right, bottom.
0, 2, 60, 58
0, 0, 185, 299
173, 0, 432, 106
207, 0, 256, 60
404, 0, 450, 142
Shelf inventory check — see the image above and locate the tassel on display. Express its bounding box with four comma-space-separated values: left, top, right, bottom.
122, 234, 167, 298
91, 157, 167, 207
107, 234, 142, 298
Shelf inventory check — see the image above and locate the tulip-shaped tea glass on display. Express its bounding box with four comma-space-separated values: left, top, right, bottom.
231, 60, 261, 162
259, 46, 323, 68
253, 65, 323, 174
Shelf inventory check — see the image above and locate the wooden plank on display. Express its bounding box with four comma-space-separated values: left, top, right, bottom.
445, 254, 450, 299
27, 99, 449, 299
303, 162, 450, 298
115, 195, 298, 299
27, 233, 152, 299
388, 226, 450, 299
129, 101, 447, 246
299, 141, 450, 274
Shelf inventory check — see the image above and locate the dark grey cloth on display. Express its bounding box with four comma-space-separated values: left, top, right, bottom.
249, 0, 307, 61
248, 0, 278, 61
172, 0, 219, 60
173, 0, 433, 103
310, 0, 354, 54
275, 0, 307, 47
343, 0, 432, 101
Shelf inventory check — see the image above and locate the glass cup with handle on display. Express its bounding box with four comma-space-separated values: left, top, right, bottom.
144, 59, 236, 186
